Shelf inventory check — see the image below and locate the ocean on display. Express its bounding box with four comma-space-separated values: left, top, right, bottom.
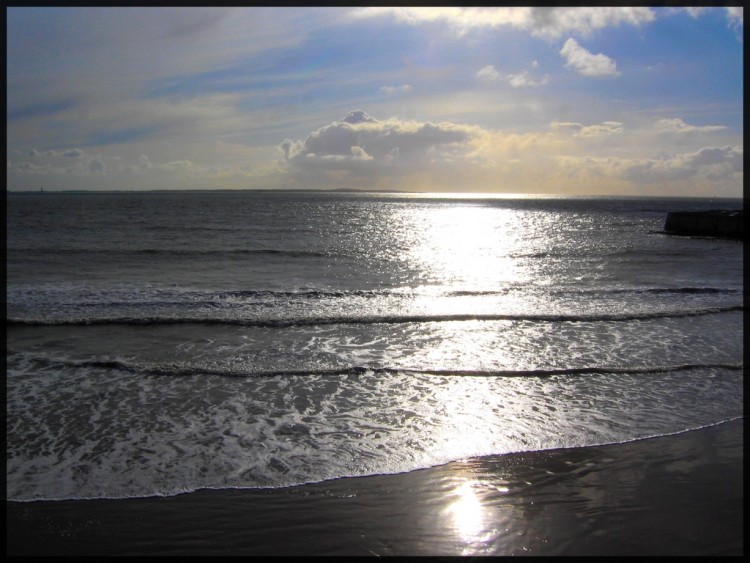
6, 190, 744, 502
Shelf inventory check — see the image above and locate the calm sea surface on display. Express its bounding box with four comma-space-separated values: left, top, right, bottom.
6, 191, 744, 501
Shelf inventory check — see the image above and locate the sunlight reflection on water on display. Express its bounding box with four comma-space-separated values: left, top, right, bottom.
403, 204, 531, 291
440, 463, 517, 555
449, 480, 485, 540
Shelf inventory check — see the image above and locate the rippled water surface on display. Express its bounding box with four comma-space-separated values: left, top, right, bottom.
6, 191, 743, 500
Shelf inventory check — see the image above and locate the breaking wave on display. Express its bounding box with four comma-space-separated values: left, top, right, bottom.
7, 305, 744, 327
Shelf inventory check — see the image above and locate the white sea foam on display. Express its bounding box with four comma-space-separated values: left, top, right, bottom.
6, 353, 744, 501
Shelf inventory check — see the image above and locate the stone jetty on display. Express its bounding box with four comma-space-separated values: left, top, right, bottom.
664, 210, 743, 240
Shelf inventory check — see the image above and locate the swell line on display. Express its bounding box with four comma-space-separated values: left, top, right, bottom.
6, 305, 744, 327
409, 364, 745, 378
14, 357, 744, 379
9, 247, 331, 258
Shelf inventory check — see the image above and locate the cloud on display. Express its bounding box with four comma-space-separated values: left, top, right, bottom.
351, 7, 655, 39
549, 122, 584, 135
653, 118, 727, 134
688, 146, 742, 169
10, 111, 742, 196
160, 160, 197, 173
534, 118, 742, 193
380, 84, 413, 95
28, 147, 86, 159
686, 7, 743, 28
11, 144, 267, 190
676, 6, 742, 41
13, 147, 205, 179
548, 117, 734, 164
6, 8, 321, 150
561, 145, 743, 185
619, 146, 743, 183
477, 65, 550, 87
282, 110, 480, 166
507, 71, 550, 88
279, 110, 488, 186
725, 6, 743, 25
527, 7, 656, 39
8, 160, 53, 175
725, 7, 743, 41
682, 7, 710, 19
476, 65, 502, 83
560, 38, 620, 77
89, 158, 106, 174
10, 91, 252, 156
550, 121, 623, 137
137, 155, 153, 169
117, 155, 153, 174
10, 147, 108, 177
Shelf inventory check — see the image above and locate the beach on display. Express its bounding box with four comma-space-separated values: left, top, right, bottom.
7, 418, 743, 556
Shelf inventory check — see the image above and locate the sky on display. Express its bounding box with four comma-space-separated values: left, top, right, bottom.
6, 6, 744, 197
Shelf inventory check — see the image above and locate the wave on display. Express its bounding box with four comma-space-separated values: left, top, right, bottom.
644, 287, 736, 295
509, 247, 731, 259
215, 288, 386, 300
12, 356, 744, 379
442, 287, 737, 297
579, 287, 737, 296
7, 305, 744, 328
7, 284, 738, 301
8, 247, 332, 258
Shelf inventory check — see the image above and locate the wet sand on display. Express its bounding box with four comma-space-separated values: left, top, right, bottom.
7, 419, 743, 556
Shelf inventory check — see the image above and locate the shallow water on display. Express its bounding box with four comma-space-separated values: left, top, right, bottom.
6, 421, 744, 556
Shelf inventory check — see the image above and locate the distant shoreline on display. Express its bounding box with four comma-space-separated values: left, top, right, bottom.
7, 188, 413, 195
5, 188, 743, 202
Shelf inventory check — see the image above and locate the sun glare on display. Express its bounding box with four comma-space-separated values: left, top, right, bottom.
449, 480, 485, 541
406, 203, 529, 292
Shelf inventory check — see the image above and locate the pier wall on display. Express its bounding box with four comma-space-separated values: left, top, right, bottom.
664, 210, 743, 240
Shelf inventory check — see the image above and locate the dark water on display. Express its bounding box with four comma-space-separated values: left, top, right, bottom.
6, 190, 744, 501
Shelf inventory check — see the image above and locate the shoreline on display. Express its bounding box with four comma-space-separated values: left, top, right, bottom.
7, 418, 743, 556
